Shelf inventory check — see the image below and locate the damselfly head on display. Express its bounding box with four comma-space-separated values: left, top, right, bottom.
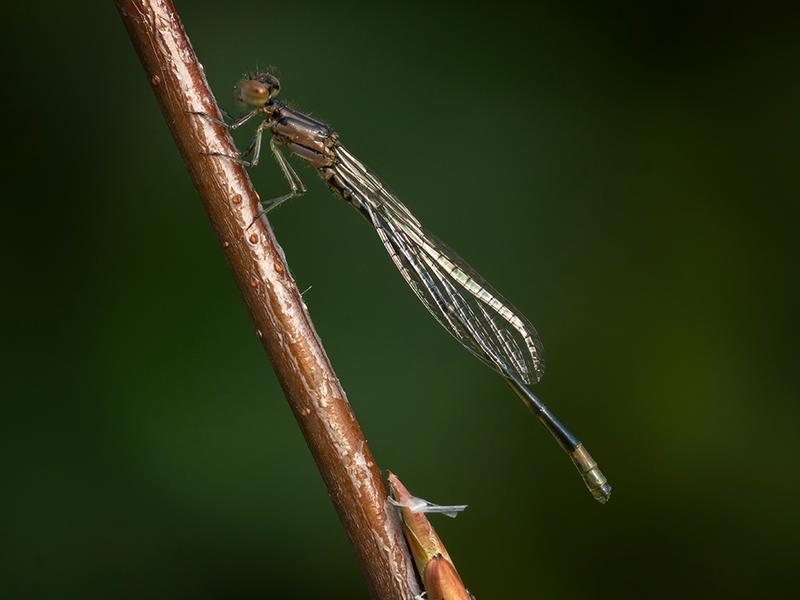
238, 72, 281, 107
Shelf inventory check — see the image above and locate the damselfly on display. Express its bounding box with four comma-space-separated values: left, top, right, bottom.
193, 72, 611, 503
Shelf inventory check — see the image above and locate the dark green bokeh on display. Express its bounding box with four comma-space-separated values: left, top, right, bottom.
4, 1, 799, 598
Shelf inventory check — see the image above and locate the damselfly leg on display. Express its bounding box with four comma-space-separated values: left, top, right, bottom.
188, 109, 259, 130
190, 110, 307, 216
262, 137, 306, 213
247, 137, 307, 226
190, 109, 260, 165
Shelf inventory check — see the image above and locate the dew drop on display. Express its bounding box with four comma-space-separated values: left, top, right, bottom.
232, 194, 242, 205
150, 74, 161, 87
249, 233, 258, 243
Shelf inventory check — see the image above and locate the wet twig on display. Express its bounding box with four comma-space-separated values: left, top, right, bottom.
115, 1, 419, 597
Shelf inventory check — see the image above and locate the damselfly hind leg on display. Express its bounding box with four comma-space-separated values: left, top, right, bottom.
246, 138, 308, 228
255, 139, 307, 216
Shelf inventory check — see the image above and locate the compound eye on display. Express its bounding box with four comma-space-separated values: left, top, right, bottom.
256, 73, 281, 98
239, 80, 269, 107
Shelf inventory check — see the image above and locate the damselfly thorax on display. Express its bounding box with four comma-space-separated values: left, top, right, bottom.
269, 103, 338, 168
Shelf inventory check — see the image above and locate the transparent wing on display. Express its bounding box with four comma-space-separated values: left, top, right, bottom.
331, 145, 545, 385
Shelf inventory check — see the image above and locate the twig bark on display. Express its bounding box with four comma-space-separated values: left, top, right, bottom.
115, 1, 420, 597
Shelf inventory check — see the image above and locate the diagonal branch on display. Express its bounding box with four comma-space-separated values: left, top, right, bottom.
115, 1, 420, 597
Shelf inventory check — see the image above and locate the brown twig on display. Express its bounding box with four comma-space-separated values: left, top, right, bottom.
115, 1, 420, 597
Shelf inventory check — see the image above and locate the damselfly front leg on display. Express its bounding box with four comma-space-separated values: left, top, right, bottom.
188, 109, 259, 131
188, 109, 262, 165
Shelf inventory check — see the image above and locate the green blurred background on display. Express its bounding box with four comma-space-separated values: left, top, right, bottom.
4, 1, 799, 598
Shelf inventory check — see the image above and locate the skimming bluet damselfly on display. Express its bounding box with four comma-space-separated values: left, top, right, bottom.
192, 72, 611, 503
